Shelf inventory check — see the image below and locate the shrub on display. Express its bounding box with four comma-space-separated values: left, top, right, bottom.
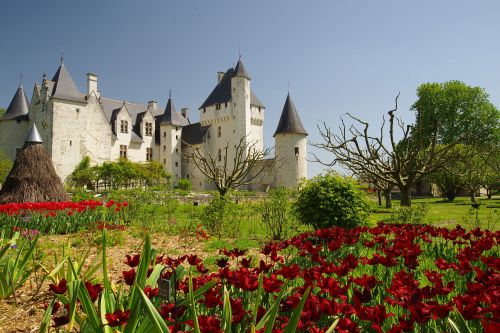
203, 194, 242, 238
388, 203, 428, 224
260, 187, 297, 240
177, 178, 192, 191
294, 171, 370, 229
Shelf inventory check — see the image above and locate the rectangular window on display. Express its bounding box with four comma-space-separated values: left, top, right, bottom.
218, 149, 222, 162
203, 107, 206, 113
175, 161, 178, 167
175, 148, 178, 153
146, 147, 153, 161
175, 135, 178, 140
218, 126, 222, 137
120, 120, 128, 133
216, 103, 221, 110
294, 147, 299, 157
163, 145, 166, 151
145, 122, 152, 136
120, 145, 127, 159
225, 102, 227, 108
164, 132, 166, 138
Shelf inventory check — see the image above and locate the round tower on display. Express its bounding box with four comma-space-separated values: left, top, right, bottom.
274, 94, 308, 188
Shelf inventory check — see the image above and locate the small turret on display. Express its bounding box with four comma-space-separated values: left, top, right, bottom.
274, 94, 308, 188
2, 84, 30, 121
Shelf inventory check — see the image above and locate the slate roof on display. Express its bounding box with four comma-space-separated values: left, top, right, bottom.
199, 61, 264, 109
3, 85, 30, 120
274, 94, 308, 136
154, 97, 189, 144
25, 124, 43, 143
50, 63, 85, 102
232, 59, 251, 79
181, 122, 210, 145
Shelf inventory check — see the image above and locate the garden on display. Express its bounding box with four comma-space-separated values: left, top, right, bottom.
0, 171, 498, 333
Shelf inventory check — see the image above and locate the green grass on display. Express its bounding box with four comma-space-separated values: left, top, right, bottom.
369, 196, 500, 230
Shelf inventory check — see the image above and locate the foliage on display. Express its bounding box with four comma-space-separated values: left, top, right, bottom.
411, 80, 500, 147
259, 188, 298, 240
68, 157, 171, 190
0, 149, 13, 184
0, 232, 39, 301
294, 171, 370, 229
427, 169, 460, 201
387, 203, 429, 225
203, 194, 240, 239
177, 178, 192, 191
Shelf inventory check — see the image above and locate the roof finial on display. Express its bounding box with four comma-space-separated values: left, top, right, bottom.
19, 73, 23, 87
60, 50, 64, 65
169, 89, 172, 99
238, 46, 242, 60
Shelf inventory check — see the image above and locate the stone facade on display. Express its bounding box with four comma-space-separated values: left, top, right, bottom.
0, 58, 308, 190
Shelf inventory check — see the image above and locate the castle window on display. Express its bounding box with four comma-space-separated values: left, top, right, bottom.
187, 174, 189, 179
145, 122, 153, 136
258, 107, 261, 113
163, 145, 166, 151
218, 126, 221, 137
176, 126, 179, 131
294, 147, 299, 157
120, 120, 128, 133
225, 102, 227, 108
175, 148, 178, 153
120, 145, 127, 159
203, 107, 206, 113
163, 158, 166, 164
146, 148, 153, 161
218, 149, 222, 162
208, 131, 211, 139
76, 108, 80, 113
175, 162, 179, 167
175, 135, 178, 140
16, 119, 21, 124
70, 140, 72, 146
164, 132, 166, 138
216, 103, 221, 110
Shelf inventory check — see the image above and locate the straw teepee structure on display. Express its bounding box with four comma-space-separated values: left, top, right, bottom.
0, 124, 68, 203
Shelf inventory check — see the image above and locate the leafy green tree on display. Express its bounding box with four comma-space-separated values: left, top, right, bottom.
0, 108, 5, 119
411, 81, 500, 147
0, 149, 13, 184
67, 156, 96, 189
294, 171, 370, 229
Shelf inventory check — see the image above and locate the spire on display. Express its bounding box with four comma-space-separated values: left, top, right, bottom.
274, 94, 308, 137
232, 58, 251, 80
50, 60, 83, 101
25, 124, 43, 143
3, 84, 30, 120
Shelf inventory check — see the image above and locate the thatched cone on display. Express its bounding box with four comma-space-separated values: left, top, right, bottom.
0, 124, 68, 203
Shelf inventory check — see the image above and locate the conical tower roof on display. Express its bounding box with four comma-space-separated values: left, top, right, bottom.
25, 124, 43, 144
232, 58, 251, 80
50, 61, 84, 101
3, 85, 29, 120
274, 94, 308, 137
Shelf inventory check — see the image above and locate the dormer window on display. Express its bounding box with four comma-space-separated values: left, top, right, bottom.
216, 103, 221, 110
145, 122, 152, 136
120, 120, 128, 133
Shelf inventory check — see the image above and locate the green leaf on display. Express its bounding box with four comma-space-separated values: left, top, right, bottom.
448, 311, 472, 333
282, 286, 311, 333
256, 283, 289, 332
39, 297, 55, 333
324, 317, 340, 333
176, 278, 217, 307
135, 283, 170, 333
67, 280, 80, 331
222, 286, 232, 333
188, 272, 201, 333
77, 282, 101, 332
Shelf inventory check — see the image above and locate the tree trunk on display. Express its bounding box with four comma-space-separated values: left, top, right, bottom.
377, 189, 382, 206
384, 190, 392, 209
470, 190, 476, 204
400, 187, 412, 207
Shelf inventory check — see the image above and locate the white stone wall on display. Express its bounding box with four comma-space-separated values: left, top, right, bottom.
181, 144, 206, 190
160, 124, 182, 185
274, 133, 307, 188
0, 120, 30, 160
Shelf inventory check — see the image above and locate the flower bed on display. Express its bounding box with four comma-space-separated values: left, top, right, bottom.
0, 200, 127, 236
44, 224, 499, 332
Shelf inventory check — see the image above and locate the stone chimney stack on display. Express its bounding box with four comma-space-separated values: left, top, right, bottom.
86, 73, 99, 97
148, 100, 157, 110
181, 108, 189, 119
217, 71, 225, 83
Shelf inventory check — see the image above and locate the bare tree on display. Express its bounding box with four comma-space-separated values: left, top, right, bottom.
185, 136, 274, 196
312, 94, 462, 206
357, 171, 395, 208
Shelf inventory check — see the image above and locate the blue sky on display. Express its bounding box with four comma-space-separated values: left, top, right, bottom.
1, 1, 499, 177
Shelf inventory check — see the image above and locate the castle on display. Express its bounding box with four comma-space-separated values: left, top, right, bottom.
0, 57, 308, 191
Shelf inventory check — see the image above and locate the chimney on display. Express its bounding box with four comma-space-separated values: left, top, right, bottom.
86, 73, 99, 97
148, 100, 157, 110
181, 108, 189, 119
217, 71, 225, 83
